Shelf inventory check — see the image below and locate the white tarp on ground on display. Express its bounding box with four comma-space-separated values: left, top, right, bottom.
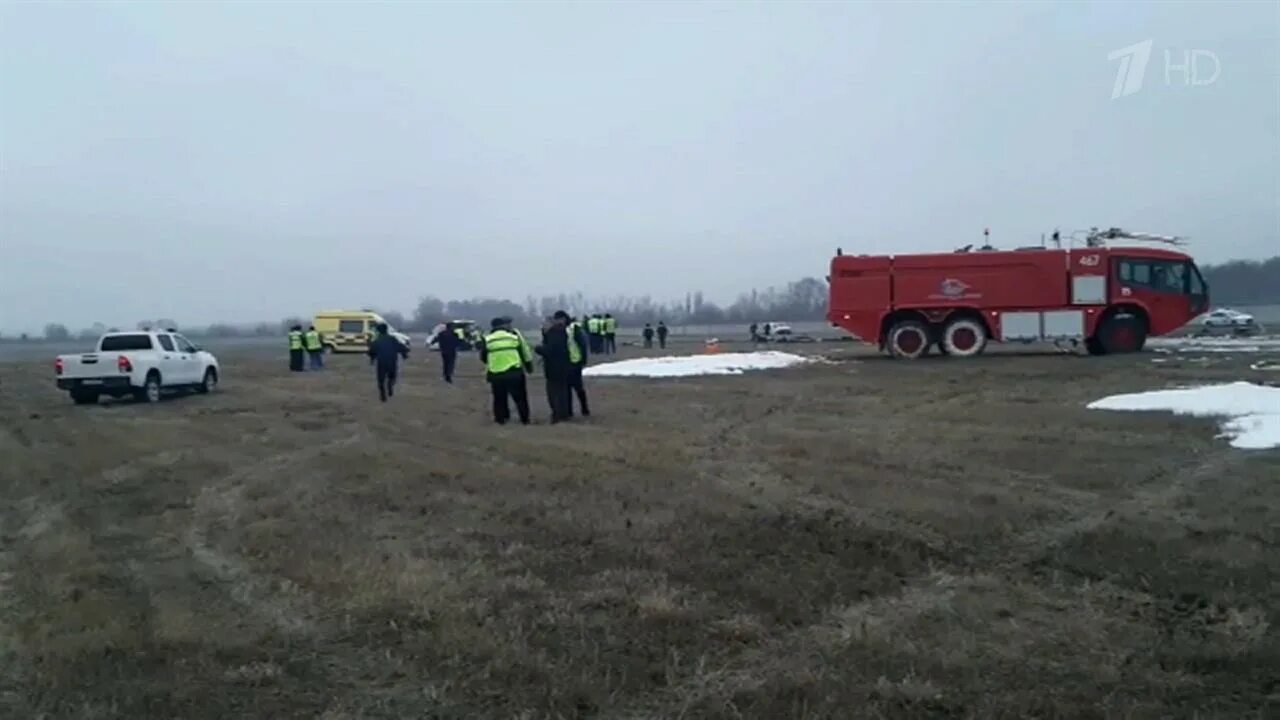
1087, 381, 1280, 450
583, 351, 812, 378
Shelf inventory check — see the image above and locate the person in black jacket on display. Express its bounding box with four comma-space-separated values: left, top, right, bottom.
434, 323, 462, 384
535, 313, 573, 423
366, 323, 409, 402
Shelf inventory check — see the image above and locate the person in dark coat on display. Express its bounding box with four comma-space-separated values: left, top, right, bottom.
366, 322, 409, 402
656, 320, 669, 349
435, 322, 462, 384
642, 323, 655, 348
535, 313, 573, 423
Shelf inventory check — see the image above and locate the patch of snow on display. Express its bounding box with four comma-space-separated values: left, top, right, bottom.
583, 351, 812, 378
1087, 381, 1280, 450
1149, 336, 1280, 354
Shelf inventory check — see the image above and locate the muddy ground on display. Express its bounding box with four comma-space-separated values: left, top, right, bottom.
1, 341, 1277, 719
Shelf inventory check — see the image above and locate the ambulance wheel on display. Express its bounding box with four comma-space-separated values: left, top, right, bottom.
941, 317, 988, 358
887, 320, 930, 359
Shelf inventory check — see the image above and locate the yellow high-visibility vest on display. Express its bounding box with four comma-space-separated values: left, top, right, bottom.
484, 330, 531, 374
567, 322, 584, 364
303, 330, 322, 351
288, 331, 303, 350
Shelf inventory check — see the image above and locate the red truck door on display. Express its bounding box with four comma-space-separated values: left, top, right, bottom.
1111, 255, 1205, 336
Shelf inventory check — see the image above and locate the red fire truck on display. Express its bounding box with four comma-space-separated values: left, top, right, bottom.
827, 228, 1209, 358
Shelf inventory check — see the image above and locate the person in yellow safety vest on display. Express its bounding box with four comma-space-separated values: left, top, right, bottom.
304, 325, 325, 371
604, 313, 617, 355
478, 316, 534, 425
565, 312, 590, 417
586, 314, 602, 355
287, 325, 305, 372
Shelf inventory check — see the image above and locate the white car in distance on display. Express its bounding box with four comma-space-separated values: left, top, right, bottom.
1197, 308, 1258, 336
55, 330, 221, 405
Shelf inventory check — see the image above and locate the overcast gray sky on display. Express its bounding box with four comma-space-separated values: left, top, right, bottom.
1, 1, 1276, 334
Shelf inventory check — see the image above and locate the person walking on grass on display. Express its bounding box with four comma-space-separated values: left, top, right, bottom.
434, 322, 462, 384
642, 323, 654, 349
479, 316, 534, 425
656, 320, 668, 349
366, 322, 409, 402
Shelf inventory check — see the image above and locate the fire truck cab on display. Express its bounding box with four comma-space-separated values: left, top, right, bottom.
827, 228, 1209, 358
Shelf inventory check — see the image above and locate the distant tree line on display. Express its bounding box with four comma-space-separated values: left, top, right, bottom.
403, 277, 830, 330
14, 259, 1277, 342
1199, 258, 1280, 306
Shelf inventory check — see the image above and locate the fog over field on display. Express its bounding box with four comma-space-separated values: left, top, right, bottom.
2, 2, 1277, 335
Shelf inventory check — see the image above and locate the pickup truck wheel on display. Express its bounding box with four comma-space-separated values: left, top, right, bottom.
135, 373, 162, 403
198, 368, 218, 394
887, 320, 931, 359
70, 389, 99, 405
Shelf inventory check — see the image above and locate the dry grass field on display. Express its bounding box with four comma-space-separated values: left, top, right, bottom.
1, 341, 1277, 719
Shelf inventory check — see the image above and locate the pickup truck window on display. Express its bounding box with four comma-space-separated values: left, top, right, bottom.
100, 334, 154, 351
157, 335, 176, 351
174, 335, 196, 353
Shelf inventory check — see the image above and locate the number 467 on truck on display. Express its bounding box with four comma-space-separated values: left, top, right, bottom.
826, 227, 1209, 358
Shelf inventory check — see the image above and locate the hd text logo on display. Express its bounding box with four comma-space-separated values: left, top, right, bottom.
1108, 40, 1220, 99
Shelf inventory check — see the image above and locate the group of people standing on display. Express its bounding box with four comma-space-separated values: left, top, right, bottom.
584, 314, 616, 355
287, 324, 325, 372
351, 313, 592, 425
641, 321, 669, 349
476, 312, 591, 425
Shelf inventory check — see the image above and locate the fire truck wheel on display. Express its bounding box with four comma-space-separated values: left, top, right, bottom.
1098, 313, 1148, 354
941, 317, 988, 357
887, 320, 930, 359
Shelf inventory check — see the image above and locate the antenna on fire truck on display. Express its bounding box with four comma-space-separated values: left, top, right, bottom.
1082, 227, 1187, 248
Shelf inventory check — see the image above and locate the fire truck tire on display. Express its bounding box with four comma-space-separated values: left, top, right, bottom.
1097, 313, 1148, 354
941, 317, 988, 357
887, 320, 931, 359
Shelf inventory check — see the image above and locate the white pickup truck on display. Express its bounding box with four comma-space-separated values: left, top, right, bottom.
54, 331, 221, 405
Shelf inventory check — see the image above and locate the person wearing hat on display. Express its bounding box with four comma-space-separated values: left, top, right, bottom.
535, 311, 575, 423
478, 316, 534, 424
366, 321, 409, 402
